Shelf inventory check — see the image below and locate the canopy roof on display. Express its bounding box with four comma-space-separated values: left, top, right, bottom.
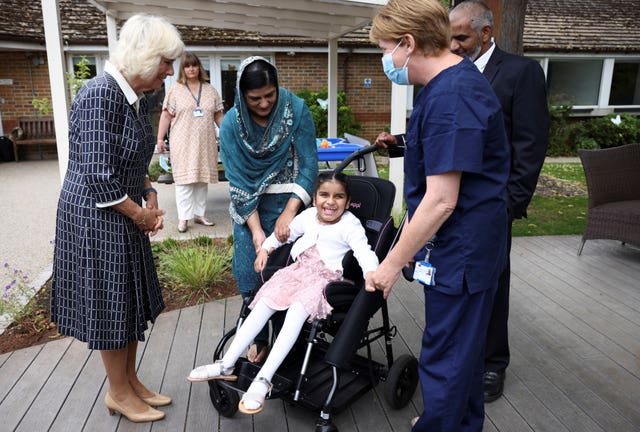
89, 0, 385, 40
42, 0, 391, 182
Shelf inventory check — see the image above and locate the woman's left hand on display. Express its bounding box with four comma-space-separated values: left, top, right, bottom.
145, 194, 159, 211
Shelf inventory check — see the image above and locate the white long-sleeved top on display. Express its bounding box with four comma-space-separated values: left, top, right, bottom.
261, 207, 379, 275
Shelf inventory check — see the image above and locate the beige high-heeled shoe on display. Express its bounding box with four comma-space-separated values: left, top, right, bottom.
104, 392, 165, 423
140, 392, 172, 407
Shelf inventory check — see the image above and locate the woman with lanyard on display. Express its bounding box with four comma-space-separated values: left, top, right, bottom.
219, 57, 318, 363
157, 52, 224, 233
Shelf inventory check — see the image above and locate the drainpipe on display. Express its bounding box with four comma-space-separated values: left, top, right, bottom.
26, 52, 39, 118
342, 48, 352, 94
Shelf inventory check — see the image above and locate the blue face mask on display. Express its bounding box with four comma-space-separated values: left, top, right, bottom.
382, 41, 410, 85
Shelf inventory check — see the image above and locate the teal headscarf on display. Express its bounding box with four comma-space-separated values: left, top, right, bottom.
220, 56, 311, 224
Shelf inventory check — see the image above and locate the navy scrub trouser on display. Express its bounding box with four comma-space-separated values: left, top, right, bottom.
412, 279, 497, 432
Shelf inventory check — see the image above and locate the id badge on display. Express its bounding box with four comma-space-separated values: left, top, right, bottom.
193, 108, 203, 117
413, 260, 436, 286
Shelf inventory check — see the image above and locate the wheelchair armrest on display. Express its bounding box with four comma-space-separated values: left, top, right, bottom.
324, 287, 385, 370
325, 279, 359, 310
340, 251, 363, 283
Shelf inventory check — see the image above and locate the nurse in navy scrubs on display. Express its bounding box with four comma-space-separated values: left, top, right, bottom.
365, 0, 509, 430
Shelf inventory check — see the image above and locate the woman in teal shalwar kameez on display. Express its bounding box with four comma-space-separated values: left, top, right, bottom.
219, 57, 318, 361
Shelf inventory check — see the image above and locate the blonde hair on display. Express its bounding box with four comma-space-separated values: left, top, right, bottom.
177, 52, 209, 84
110, 14, 184, 81
370, 0, 450, 56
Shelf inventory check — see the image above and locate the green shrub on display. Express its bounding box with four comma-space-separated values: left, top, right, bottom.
296, 88, 361, 138
157, 239, 233, 303
547, 103, 575, 156
576, 113, 640, 149
148, 160, 162, 182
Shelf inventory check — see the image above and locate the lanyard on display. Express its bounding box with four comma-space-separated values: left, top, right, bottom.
187, 82, 202, 108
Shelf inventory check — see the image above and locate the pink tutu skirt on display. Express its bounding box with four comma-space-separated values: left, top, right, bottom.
250, 245, 341, 321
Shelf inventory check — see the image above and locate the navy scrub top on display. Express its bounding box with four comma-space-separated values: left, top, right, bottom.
404, 58, 510, 295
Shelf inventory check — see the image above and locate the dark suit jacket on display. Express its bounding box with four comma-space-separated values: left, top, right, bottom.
483, 46, 550, 219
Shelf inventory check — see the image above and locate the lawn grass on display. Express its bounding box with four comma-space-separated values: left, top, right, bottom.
512, 195, 587, 236
540, 162, 586, 183
513, 162, 588, 236
378, 160, 589, 237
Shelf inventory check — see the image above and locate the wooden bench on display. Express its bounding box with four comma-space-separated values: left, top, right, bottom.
10, 117, 57, 162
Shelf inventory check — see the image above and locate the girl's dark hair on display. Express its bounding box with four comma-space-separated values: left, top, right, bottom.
239, 59, 279, 93
314, 171, 351, 200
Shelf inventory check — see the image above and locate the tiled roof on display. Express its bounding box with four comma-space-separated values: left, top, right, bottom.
0, 0, 107, 45
524, 0, 640, 53
0, 0, 370, 48
1, 0, 639, 53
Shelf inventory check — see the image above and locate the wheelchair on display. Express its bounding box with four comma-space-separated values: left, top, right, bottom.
207, 146, 418, 432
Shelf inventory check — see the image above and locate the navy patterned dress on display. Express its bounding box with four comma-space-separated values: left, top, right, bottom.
51, 71, 164, 350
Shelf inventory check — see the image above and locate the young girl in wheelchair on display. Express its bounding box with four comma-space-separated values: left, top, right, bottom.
187, 171, 379, 414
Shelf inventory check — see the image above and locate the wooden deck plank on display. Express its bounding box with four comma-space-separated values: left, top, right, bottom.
497, 367, 570, 431
507, 359, 591, 432
115, 314, 179, 432
185, 302, 222, 432
519, 236, 640, 326
369, 338, 423, 431
0, 343, 43, 402
484, 396, 534, 432
510, 245, 640, 374
509, 327, 612, 432
510, 281, 639, 431
522, 237, 640, 308
218, 296, 254, 431
1, 235, 638, 431
48, 348, 107, 432
151, 307, 203, 432
520, 237, 640, 325
15, 338, 92, 432
510, 258, 640, 422
0, 337, 72, 431
0, 350, 10, 368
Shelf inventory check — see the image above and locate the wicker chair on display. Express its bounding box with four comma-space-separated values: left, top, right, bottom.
577, 143, 640, 255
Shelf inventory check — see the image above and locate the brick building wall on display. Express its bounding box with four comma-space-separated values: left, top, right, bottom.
275, 52, 392, 143
0, 50, 394, 156
0, 51, 53, 132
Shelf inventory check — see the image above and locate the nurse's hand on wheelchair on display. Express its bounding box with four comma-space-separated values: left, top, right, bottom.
365, 261, 402, 299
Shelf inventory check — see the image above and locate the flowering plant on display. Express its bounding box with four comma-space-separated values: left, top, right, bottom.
1, 263, 37, 327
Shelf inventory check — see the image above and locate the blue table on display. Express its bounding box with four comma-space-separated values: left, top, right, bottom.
317, 138, 363, 162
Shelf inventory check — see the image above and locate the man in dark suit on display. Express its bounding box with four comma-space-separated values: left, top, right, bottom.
449, 0, 550, 402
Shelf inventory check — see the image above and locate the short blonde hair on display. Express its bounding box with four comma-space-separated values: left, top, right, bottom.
110, 14, 184, 81
370, 0, 450, 56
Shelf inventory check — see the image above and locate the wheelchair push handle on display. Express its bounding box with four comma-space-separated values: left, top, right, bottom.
333, 144, 379, 175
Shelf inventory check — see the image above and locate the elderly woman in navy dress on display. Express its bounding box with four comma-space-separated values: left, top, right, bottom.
50, 15, 184, 424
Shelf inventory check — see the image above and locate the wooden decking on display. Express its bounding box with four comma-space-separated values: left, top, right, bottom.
1, 236, 639, 432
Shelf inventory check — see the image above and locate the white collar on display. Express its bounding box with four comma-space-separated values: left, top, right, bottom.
104, 61, 141, 109
474, 40, 496, 73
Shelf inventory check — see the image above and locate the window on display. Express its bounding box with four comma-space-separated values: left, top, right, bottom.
547, 59, 602, 106
199, 58, 212, 83
220, 58, 241, 112
609, 60, 640, 105
72, 55, 97, 78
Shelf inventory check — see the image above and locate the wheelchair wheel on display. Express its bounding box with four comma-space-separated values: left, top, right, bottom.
208, 381, 239, 417
384, 354, 418, 409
